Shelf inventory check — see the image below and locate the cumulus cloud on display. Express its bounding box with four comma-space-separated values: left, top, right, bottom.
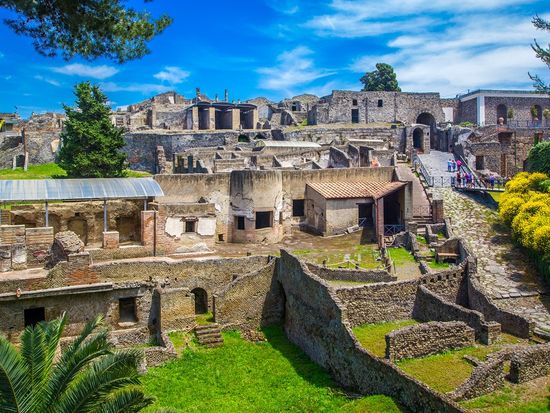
51, 63, 119, 79
153, 66, 190, 84
257, 46, 336, 94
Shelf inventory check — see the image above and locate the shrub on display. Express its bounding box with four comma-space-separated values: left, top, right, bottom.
527, 141, 550, 175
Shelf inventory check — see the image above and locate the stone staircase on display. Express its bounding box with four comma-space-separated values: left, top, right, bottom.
194, 323, 224, 348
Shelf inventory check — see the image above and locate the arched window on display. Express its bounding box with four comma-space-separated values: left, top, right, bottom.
191, 288, 208, 314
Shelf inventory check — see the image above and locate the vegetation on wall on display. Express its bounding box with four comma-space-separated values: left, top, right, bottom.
499, 172, 550, 280
360, 63, 401, 92
58, 82, 127, 178
0, 0, 171, 62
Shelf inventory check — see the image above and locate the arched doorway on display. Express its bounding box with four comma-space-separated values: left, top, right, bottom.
191, 288, 208, 314
413, 128, 424, 151
496, 104, 507, 124
416, 113, 436, 128
532, 105, 542, 121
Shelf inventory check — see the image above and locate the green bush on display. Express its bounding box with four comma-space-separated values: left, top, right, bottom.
527, 141, 550, 175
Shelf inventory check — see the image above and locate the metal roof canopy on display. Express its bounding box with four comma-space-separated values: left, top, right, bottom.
0, 178, 164, 203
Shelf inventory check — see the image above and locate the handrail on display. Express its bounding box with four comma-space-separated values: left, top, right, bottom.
412, 152, 434, 187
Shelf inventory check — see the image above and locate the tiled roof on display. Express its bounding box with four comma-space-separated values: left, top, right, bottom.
307, 181, 406, 200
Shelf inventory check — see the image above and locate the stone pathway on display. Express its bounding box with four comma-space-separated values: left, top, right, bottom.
431, 187, 550, 331
418, 150, 459, 186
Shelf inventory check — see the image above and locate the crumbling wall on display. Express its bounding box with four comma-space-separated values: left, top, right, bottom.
385, 321, 475, 362
509, 344, 550, 383
449, 359, 505, 401
306, 263, 396, 283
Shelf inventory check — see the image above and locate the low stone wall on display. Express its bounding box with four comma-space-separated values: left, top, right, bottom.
278, 251, 464, 412
141, 331, 178, 371
306, 263, 396, 283
449, 359, 504, 401
509, 344, 550, 383
213, 260, 283, 330
385, 321, 475, 362
466, 263, 534, 338
413, 286, 500, 344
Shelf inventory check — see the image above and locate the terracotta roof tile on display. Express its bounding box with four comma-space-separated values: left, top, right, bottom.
307, 181, 406, 200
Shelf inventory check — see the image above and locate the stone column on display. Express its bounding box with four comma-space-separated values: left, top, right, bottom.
231, 108, 240, 130
208, 107, 216, 130
191, 106, 199, 130
375, 197, 384, 246
252, 108, 259, 129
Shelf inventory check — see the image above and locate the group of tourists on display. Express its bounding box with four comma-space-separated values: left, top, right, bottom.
456, 170, 475, 188
447, 158, 462, 173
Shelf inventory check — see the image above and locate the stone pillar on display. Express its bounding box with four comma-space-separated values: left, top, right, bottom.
375, 197, 384, 244
432, 199, 444, 223
102, 231, 119, 249
208, 107, 216, 130
191, 106, 199, 130
231, 108, 240, 130
252, 108, 259, 130
141, 210, 156, 246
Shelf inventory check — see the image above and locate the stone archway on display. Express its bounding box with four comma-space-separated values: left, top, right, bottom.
496, 104, 507, 124
191, 288, 208, 314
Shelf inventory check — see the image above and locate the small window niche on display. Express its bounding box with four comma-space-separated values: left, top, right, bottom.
184, 219, 197, 233
352, 99, 358, 106
24, 307, 45, 327
119, 297, 137, 323
255, 211, 273, 229
377, 99, 383, 107
292, 199, 305, 217
236, 216, 245, 230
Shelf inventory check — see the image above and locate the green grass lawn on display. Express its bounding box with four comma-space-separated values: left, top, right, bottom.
292, 244, 382, 270
0, 163, 151, 179
352, 320, 419, 357
428, 260, 451, 270
397, 334, 526, 394
386, 247, 417, 266
142, 326, 403, 413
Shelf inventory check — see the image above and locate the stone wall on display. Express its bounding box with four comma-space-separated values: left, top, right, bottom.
213, 260, 284, 330
154, 287, 195, 332
278, 251, 463, 412
449, 359, 505, 401
385, 321, 475, 362
306, 263, 396, 283
509, 344, 550, 383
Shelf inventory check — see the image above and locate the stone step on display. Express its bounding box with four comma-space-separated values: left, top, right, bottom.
196, 332, 222, 340
194, 323, 224, 347
195, 326, 220, 334
198, 336, 224, 345
195, 323, 220, 331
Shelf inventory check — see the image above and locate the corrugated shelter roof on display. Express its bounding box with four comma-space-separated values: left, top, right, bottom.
307, 181, 406, 200
255, 140, 321, 148
0, 178, 164, 202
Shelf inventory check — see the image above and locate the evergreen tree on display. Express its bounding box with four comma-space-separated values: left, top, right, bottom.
58, 82, 127, 178
530, 15, 550, 94
360, 63, 401, 92
0, 0, 171, 62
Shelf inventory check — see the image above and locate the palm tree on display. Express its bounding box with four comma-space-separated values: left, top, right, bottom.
0, 313, 154, 413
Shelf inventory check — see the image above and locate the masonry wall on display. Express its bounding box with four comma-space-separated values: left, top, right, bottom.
278, 251, 463, 412
306, 263, 396, 283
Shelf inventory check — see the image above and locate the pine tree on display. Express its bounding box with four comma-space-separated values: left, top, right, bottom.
58, 82, 127, 178
530, 15, 550, 94
360, 63, 401, 92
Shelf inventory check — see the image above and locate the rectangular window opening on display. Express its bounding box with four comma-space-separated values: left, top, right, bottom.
185, 220, 196, 233
378, 99, 383, 107
24, 307, 45, 327
255, 211, 273, 229
119, 297, 137, 323
352, 99, 358, 106
351, 109, 359, 123
292, 199, 305, 217
236, 216, 245, 230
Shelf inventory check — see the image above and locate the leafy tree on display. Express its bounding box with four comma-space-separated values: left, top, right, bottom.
527, 141, 550, 175
0, 314, 153, 413
360, 63, 401, 92
530, 15, 550, 94
0, 0, 172, 62
58, 82, 127, 178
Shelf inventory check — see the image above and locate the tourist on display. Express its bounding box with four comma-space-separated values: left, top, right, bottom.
447, 159, 452, 172
456, 171, 462, 187
489, 175, 495, 189
456, 159, 462, 172
451, 159, 456, 172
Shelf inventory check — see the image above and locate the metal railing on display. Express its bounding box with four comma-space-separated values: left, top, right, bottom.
505, 120, 550, 129
412, 152, 434, 187
384, 224, 405, 236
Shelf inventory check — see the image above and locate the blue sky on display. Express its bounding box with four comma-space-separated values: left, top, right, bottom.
0, 0, 549, 118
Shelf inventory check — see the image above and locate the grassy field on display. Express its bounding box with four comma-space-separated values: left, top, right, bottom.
352, 320, 419, 357
397, 334, 526, 394
386, 247, 417, 266
292, 243, 382, 270
142, 326, 403, 413
0, 163, 151, 179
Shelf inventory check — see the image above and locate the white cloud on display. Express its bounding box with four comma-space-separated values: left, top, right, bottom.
258, 46, 336, 94
153, 66, 190, 84
349, 12, 550, 96
51, 63, 119, 79
266, 0, 300, 15
34, 75, 61, 87
100, 82, 172, 94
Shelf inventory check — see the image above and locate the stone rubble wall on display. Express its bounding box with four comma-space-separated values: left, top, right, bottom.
385, 321, 475, 362
142, 331, 178, 370
509, 343, 550, 383
306, 263, 397, 283
449, 359, 505, 401
213, 260, 284, 330
278, 250, 464, 412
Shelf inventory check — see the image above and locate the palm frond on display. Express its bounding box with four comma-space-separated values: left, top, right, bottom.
0, 338, 30, 413
89, 387, 154, 413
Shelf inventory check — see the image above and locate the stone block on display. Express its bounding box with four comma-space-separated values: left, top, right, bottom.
103, 231, 119, 250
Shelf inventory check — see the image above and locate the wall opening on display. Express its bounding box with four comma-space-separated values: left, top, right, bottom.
475, 156, 485, 170
255, 211, 273, 229
377, 99, 383, 108
191, 288, 208, 314
358, 203, 373, 227
24, 307, 45, 327
15, 154, 25, 167
236, 216, 245, 230
255, 133, 266, 140
412, 128, 423, 150
496, 104, 507, 124
352, 99, 358, 106
383, 191, 401, 225
119, 297, 137, 323
351, 109, 359, 123
68, 217, 88, 245
185, 220, 197, 233
116, 216, 138, 243
292, 199, 305, 217
238, 134, 250, 143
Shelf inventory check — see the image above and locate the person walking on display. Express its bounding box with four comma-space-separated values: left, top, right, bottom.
489, 175, 495, 190
456, 159, 462, 172
447, 159, 452, 172
451, 159, 456, 172
456, 171, 462, 187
